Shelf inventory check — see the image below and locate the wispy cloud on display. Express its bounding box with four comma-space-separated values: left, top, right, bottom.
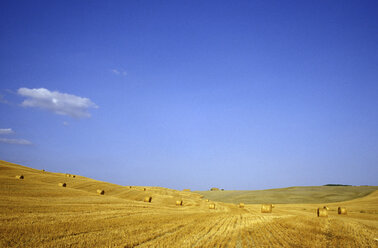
0, 138, 32, 145
0, 94, 10, 104
0, 128, 32, 145
0, 128, 14, 134
18, 88, 98, 118
111, 69, 127, 76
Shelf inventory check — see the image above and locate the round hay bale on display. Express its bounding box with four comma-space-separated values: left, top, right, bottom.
317, 207, 328, 217
144, 196, 152, 203
65, 174, 70, 177
261, 204, 272, 213
72, 175, 76, 178
209, 203, 216, 209
205, 199, 209, 202
183, 189, 191, 192
176, 200, 183, 206
323, 206, 329, 211
239, 203, 245, 208
129, 186, 132, 189
143, 188, 147, 191
58, 183, 66, 187
97, 189, 105, 195
15, 175, 24, 179
338, 207, 347, 215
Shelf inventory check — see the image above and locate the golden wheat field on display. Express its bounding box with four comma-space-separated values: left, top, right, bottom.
0, 160, 377, 247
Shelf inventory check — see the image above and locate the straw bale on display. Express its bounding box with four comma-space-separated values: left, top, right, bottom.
338, 207, 347, 215
317, 208, 328, 217
261, 204, 272, 213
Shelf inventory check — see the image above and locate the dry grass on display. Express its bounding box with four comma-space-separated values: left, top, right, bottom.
0, 160, 377, 248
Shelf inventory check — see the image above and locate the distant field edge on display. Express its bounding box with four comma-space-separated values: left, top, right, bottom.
195, 186, 378, 204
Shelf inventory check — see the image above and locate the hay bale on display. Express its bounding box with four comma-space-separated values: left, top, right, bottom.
261, 204, 272, 213
97, 189, 105, 195
323, 206, 329, 211
58, 183, 66, 187
210, 187, 220, 191
15, 175, 24, 179
272, 204, 275, 208
338, 207, 347, 215
129, 186, 132, 188
65, 174, 70, 177
42, 169, 45, 172
176, 200, 183, 206
143, 188, 147, 191
209, 203, 216, 209
144, 196, 152, 203
205, 199, 209, 202
239, 203, 245, 208
183, 189, 191, 192
72, 175, 76, 178
317, 207, 328, 217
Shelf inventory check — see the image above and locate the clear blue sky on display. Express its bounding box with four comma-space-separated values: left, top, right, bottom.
1, 0, 377, 190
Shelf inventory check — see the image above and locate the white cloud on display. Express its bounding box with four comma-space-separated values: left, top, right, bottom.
0, 138, 32, 145
0, 128, 14, 134
18, 88, 98, 118
63, 121, 69, 126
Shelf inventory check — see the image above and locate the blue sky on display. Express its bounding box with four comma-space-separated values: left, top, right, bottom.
1, 0, 377, 190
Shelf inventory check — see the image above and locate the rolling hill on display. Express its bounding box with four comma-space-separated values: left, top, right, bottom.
196, 185, 378, 204
1, 160, 377, 247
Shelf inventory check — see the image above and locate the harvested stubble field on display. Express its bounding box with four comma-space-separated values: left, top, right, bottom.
0, 160, 377, 247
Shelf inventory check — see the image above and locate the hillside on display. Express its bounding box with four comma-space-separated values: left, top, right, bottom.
196, 186, 378, 204
1, 160, 377, 247
0, 160, 208, 208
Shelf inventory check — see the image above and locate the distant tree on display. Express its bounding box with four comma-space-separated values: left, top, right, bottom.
323, 184, 352, 186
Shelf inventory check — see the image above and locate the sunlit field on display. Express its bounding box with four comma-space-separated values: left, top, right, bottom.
1, 160, 377, 247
